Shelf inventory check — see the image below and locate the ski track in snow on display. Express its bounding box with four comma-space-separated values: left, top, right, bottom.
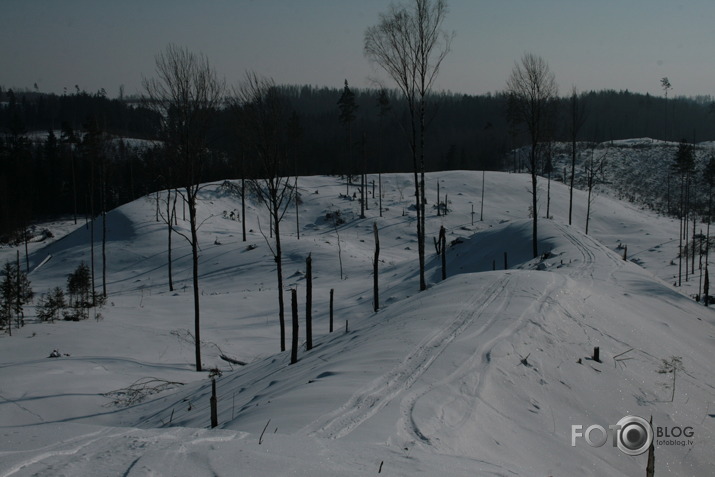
0, 428, 128, 477
398, 273, 567, 449
0, 428, 240, 477
303, 274, 513, 439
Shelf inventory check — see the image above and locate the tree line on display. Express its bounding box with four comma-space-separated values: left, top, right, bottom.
4, 82, 715, 241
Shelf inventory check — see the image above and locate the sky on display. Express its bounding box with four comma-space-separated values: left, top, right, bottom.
2, 0, 715, 99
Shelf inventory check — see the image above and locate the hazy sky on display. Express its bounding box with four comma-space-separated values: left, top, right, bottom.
3, 0, 715, 98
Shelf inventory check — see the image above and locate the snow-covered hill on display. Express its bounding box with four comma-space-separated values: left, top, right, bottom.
542, 138, 715, 217
1, 171, 713, 476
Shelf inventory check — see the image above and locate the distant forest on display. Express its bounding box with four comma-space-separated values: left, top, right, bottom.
2, 84, 715, 237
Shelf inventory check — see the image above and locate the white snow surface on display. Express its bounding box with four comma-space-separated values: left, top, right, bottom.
1, 171, 713, 476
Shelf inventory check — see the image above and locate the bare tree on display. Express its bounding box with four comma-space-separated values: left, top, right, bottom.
143, 44, 224, 372
373, 221, 380, 312
234, 72, 294, 352
568, 87, 586, 225
672, 140, 695, 286
157, 185, 178, 292
661, 77, 672, 141
80, 116, 111, 304
585, 145, 609, 235
365, 0, 453, 291
506, 53, 558, 257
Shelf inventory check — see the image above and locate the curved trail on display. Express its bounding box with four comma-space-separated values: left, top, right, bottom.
303, 274, 513, 439
398, 273, 566, 447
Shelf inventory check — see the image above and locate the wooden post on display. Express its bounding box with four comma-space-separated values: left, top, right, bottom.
306, 254, 312, 350
480, 170, 485, 221
16, 250, 22, 329
504, 251, 508, 270
705, 267, 710, 307
437, 182, 441, 216
440, 226, 447, 281
492, 259, 496, 271
593, 346, 600, 363
329, 288, 334, 332
295, 176, 300, 240
345, 320, 349, 333
210, 378, 218, 428
291, 289, 298, 364
373, 222, 380, 312
378, 173, 382, 218
623, 244, 627, 261
360, 134, 366, 217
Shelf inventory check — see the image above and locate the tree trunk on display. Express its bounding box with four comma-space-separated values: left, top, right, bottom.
71, 149, 77, 224
419, 100, 427, 291
90, 198, 95, 305
102, 161, 107, 298
569, 138, 576, 225
23, 226, 29, 273
329, 288, 334, 332
481, 170, 485, 221
360, 169, 365, 219
531, 143, 539, 256
685, 176, 690, 281
437, 182, 441, 216
102, 209, 107, 298
412, 158, 423, 291
295, 176, 300, 239
378, 172, 382, 217
373, 222, 379, 312
586, 180, 592, 235
305, 254, 312, 350
707, 186, 712, 268
210, 378, 218, 428
16, 251, 21, 329
274, 206, 286, 352
678, 175, 684, 286
290, 288, 298, 365
189, 189, 202, 372
546, 169, 551, 219
241, 176, 246, 242
692, 209, 696, 274
440, 226, 446, 280
168, 189, 176, 292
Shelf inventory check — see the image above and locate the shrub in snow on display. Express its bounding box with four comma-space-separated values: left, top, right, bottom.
37, 287, 67, 322
65, 263, 92, 320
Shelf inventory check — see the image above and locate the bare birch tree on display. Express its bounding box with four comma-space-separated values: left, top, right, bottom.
568, 87, 586, 225
506, 53, 558, 257
233, 72, 294, 352
585, 145, 609, 235
143, 44, 224, 372
364, 0, 453, 291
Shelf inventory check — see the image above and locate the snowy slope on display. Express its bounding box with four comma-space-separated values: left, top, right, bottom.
1, 171, 713, 476
544, 138, 715, 218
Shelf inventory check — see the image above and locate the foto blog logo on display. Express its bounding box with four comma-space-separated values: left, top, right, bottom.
571, 415, 653, 456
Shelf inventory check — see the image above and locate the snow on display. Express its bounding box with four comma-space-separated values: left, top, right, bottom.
1, 170, 713, 476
